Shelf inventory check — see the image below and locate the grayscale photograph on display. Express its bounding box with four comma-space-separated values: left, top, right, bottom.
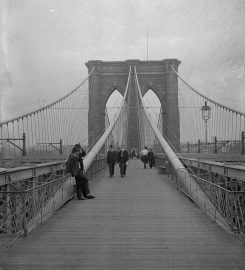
0, 0, 245, 269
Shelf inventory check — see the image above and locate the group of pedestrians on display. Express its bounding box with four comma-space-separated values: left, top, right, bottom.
66, 143, 155, 201
140, 146, 155, 169
107, 144, 129, 178
107, 145, 155, 176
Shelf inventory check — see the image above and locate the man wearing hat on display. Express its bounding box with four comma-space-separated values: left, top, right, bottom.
107, 144, 117, 177
67, 144, 95, 200
117, 145, 129, 177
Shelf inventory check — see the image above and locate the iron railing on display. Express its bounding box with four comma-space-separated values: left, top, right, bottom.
176, 169, 245, 233
0, 155, 107, 240
155, 154, 245, 232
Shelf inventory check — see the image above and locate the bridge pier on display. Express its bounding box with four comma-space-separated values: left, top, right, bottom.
86, 59, 181, 151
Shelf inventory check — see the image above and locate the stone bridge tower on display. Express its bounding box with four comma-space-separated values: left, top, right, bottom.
86, 59, 181, 152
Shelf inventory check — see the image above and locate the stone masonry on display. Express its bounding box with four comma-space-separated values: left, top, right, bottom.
86, 59, 181, 152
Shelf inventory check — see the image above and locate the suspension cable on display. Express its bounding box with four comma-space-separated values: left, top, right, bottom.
0, 67, 95, 125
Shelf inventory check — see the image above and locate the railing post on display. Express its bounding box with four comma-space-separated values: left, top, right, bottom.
195, 175, 198, 202
22, 133, 27, 156
198, 139, 201, 153
40, 186, 44, 225
176, 170, 178, 189
6, 185, 11, 234
189, 172, 191, 196
241, 131, 245, 155
214, 136, 217, 154
225, 191, 230, 229
22, 191, 28, 237
59, 139, 63, 155
187, 142, 190, 153
204, 190, 207, 214
52, 182, 55, 214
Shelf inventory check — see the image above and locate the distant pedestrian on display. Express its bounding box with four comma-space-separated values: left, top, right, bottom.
107, 144, 117, 177
117, 145, 129, 177
140, 146, 148, 169
66, 145, 95, 200
147, 148, 155, 169
165, 160, 170, 175
117, 147, 121, 163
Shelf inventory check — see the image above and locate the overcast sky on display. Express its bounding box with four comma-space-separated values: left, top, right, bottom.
0, 0, 245, 121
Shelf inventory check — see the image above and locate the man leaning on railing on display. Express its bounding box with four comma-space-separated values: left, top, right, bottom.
66, 144, 95, 200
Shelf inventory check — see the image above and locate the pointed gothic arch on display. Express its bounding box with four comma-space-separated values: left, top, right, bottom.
106, 89, 124, 125
143, 89, 162, 127
86, 59, 181, 151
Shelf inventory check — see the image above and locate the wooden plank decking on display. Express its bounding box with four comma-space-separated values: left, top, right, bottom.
1, 160, 245, 269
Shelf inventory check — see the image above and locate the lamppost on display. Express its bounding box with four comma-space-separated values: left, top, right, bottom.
201, 101, 211, 152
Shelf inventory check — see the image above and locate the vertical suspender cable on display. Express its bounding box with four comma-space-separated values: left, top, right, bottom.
26, 116, 29, 155
30, 114, 34, 155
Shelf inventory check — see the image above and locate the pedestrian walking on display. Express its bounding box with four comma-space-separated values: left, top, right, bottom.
66, 145, 95, 200
147, 148, 155, 169
140, 146, 148, 169
107, 144, 117, 177
117, 145, 129, 177
117, 147, 121, 159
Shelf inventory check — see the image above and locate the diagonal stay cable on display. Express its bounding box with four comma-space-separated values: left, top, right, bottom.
83, 67, 131, 172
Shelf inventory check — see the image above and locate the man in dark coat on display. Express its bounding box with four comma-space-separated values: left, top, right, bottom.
147, 148, 155, 169
107, 144, 117, 177
117, 145, 129, 177
67, 145, 95, 200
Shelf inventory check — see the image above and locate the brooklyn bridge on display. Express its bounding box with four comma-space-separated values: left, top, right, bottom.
1, 59, 245, 269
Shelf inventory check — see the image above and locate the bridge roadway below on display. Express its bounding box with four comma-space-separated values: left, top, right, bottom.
1, 160, 245, 269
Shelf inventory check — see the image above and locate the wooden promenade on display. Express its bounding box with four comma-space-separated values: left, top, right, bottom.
1, 160, 245, 269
